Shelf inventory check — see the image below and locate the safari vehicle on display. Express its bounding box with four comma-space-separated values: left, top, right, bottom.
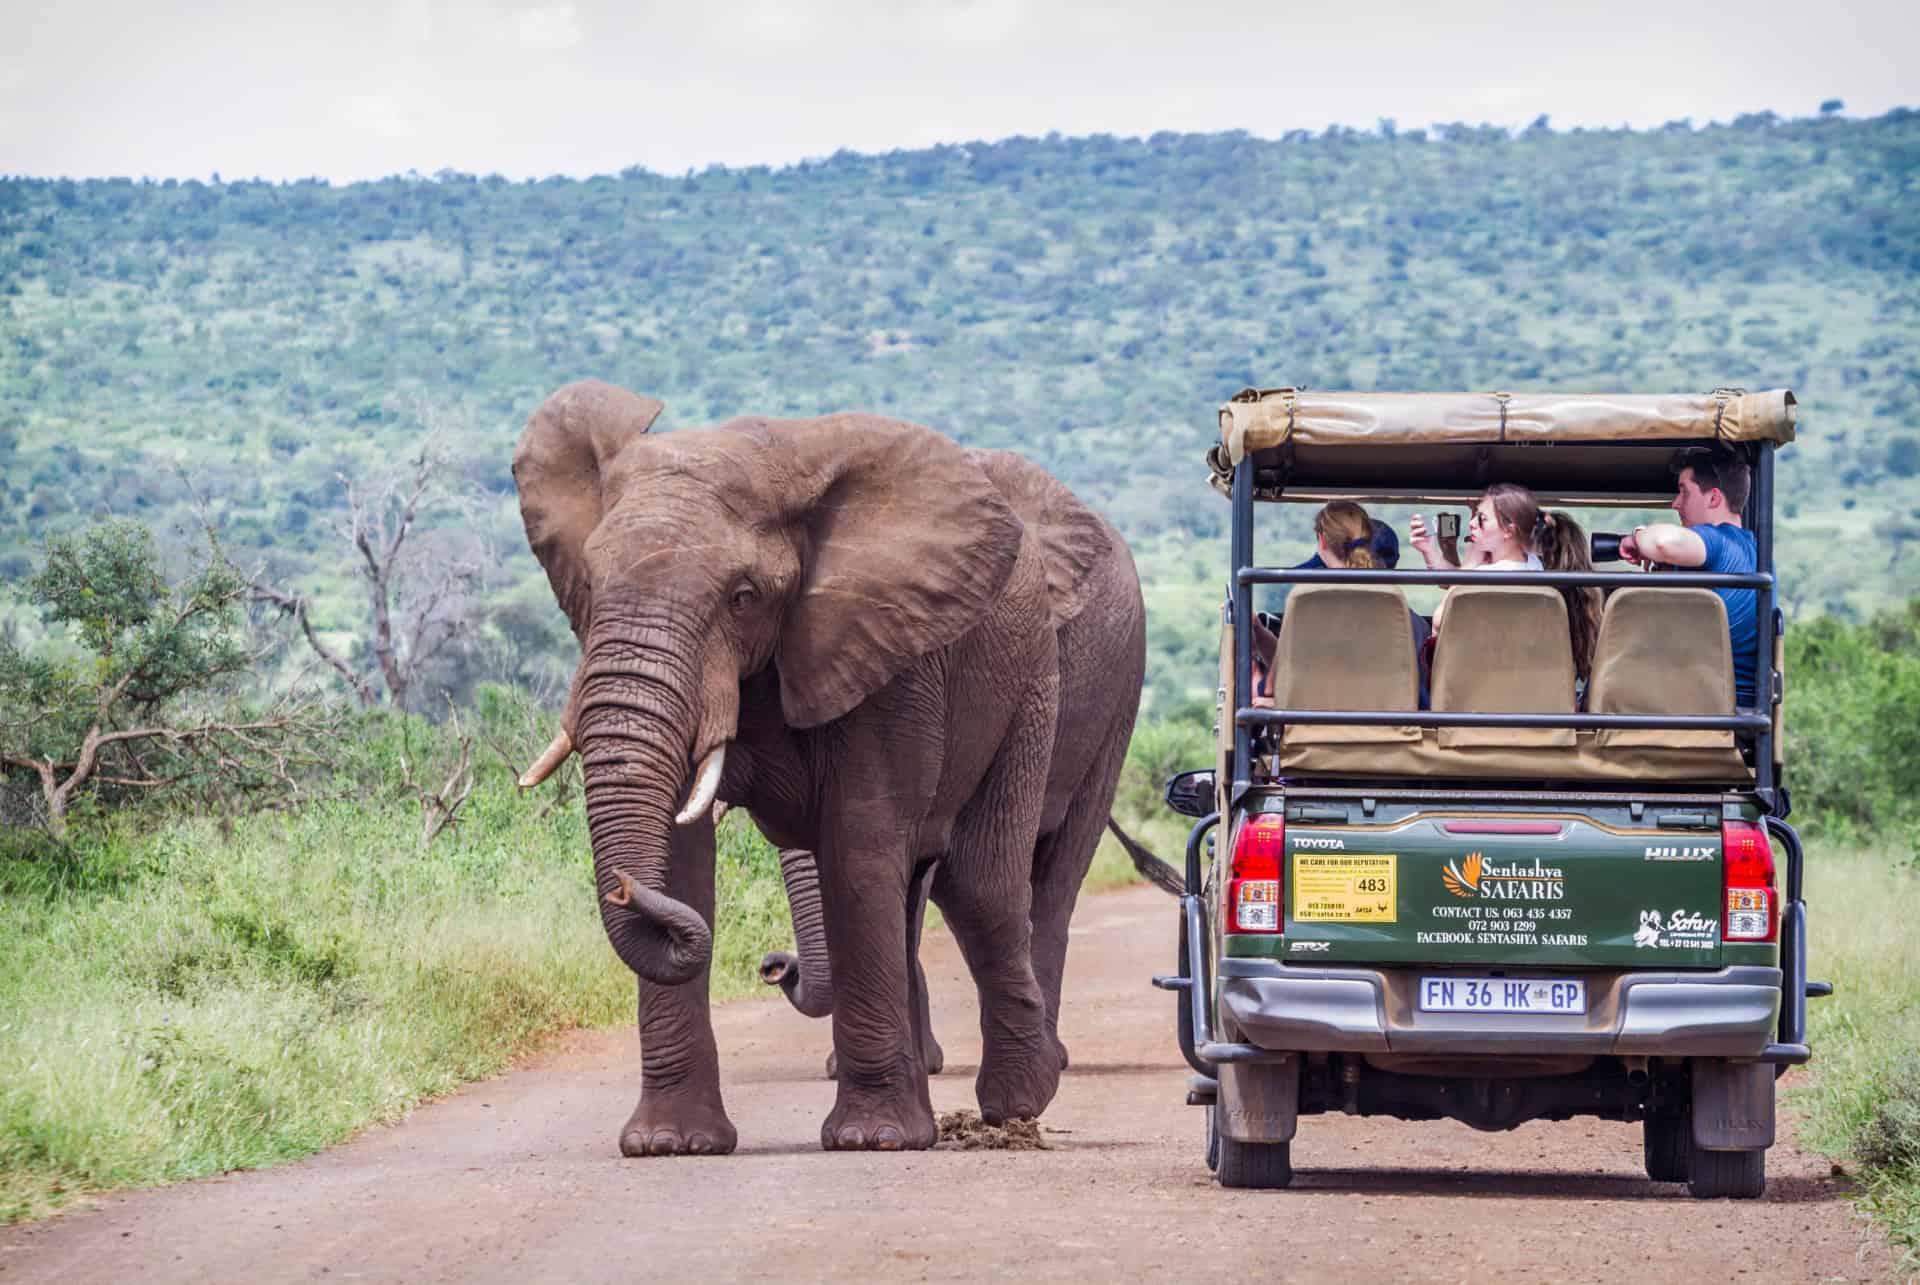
1156, 388, 1824, 1198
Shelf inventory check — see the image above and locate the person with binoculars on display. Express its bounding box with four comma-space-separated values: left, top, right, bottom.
1411, 483, 1603, 687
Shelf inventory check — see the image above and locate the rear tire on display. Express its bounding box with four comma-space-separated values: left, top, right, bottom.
1215, 1117, 1293, 1190
1204, 1105, 1220, 1172
1686, 1145, 1766, 1199
1642, 1114, 1691, 1183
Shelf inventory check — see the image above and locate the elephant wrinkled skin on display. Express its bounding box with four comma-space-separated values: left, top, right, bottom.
514, 380, 1146, 1154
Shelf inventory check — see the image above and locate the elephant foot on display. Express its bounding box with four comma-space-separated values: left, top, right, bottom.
821, 1085, 937, 1152
976, 1042, 1062, 1126
617, 1093, 738, 1158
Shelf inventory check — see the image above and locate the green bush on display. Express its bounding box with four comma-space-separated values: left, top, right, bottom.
1785, 599, 1920, 838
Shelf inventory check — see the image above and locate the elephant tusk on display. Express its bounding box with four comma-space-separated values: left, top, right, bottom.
712, 800, 730, 826
674, 744, 727, 826
518, 730, 573, 789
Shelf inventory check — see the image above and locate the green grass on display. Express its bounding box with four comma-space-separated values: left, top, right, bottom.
0, 748, 792, 1225
1792, 837, 1920, 1268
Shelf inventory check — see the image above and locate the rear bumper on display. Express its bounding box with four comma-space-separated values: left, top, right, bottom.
1217, 959, 1783, 1059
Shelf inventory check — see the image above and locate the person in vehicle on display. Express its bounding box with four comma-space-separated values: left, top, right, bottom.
1618, 447, 1758, 707
1251, 501, 1431, 708
1413, 483, 1602, 686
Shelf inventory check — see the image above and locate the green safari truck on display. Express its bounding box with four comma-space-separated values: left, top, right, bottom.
1158, 387, 1821, 1198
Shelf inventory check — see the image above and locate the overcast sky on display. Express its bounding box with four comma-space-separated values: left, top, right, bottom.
2, 0, 1912, 183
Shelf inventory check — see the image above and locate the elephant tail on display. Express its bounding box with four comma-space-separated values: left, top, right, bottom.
1106, 819, 1184, 897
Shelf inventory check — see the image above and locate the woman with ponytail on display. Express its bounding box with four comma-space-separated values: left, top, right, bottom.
1420, 482, 1602, 686
1530, 504, 1603, 689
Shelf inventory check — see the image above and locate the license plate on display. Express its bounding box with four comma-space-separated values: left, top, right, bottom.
1418, 977, 1586, 1014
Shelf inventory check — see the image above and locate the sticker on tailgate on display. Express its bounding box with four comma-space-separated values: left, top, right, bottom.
1292, 854, 1397, 922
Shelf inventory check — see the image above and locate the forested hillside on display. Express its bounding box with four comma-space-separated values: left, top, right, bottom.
4, 108, 1917, 711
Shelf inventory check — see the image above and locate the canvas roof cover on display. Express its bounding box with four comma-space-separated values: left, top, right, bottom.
1220, 388, 1797, 461
1212, 387, 1796, 503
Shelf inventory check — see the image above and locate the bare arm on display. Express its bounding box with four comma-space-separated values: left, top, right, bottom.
1620, 522, 1708, 567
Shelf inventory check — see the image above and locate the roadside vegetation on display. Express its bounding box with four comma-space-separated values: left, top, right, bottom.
1783, 601, 1920, 1267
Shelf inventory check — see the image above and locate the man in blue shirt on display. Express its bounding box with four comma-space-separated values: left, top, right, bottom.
1618, 448, 1759, 707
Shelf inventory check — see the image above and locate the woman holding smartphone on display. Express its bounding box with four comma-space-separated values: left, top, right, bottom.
1412, 484, 1601, 685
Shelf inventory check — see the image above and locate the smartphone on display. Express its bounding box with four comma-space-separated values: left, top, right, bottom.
1438, 512, 1460, 541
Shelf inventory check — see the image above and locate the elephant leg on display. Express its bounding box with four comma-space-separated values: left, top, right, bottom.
1029, 722, 1133, 1074
907, 860, 945, 1076
817, 835, 938, 1152
827, 859, 942, 1082
937, 683, 1060, 1125
621, 820, 737, 1157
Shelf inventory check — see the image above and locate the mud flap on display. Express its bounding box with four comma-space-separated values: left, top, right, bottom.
1691, 1058, 1776, 1150
1218, 1057, 1300, 1144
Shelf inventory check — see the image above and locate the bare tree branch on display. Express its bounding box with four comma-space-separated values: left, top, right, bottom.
249, 580, 379, 705
397, 700, 476, 848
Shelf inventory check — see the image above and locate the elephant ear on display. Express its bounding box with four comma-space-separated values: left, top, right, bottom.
513, 380, 664, 640
966, 447, 1115, 628
757, 415, 1026, 729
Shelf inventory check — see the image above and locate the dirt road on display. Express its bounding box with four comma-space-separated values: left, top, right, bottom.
1, 885, 1892, 1283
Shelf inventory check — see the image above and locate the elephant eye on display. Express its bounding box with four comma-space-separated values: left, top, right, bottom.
731, 584, 757, 613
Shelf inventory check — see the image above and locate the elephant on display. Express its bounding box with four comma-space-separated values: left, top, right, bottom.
755, 447, 1179, 1076
512, 380, 1150, 1155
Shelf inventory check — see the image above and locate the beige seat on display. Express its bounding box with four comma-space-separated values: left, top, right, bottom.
1430, 586, 1576, 748
1587, 586, 1737, 753
1269, 584, 1420, 745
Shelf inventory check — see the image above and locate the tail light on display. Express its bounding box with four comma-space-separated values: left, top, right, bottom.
1721, 818, 1777, 942
1228, 813, 1285, 933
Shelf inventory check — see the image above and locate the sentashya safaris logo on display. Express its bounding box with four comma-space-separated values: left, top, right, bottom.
1442, 852, 1566, 901
1442, 852, 1483, 898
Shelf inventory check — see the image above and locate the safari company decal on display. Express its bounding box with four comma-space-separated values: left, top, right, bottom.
1441, 852, 1566, 902
1423, 852, 1587, 947
1633, 908, 1719, 949
1291, 853, 1397, 922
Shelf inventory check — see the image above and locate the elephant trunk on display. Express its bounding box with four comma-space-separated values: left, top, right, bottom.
759, 848, 834, 1017
576, 634, 719, 987
605, 870, 711, 983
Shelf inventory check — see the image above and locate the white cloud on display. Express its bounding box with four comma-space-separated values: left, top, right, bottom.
718, 0, 821, 55
339, 86, 437, 141
914, 0, 1026, 51
389, 0, 434, 47
502, 2, 582, 52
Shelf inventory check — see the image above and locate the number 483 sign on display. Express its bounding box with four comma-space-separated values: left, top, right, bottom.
1291, 854, 1398, 923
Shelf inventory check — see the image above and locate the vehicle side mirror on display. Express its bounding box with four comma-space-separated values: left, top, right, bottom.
1163, 769, 1215, 818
